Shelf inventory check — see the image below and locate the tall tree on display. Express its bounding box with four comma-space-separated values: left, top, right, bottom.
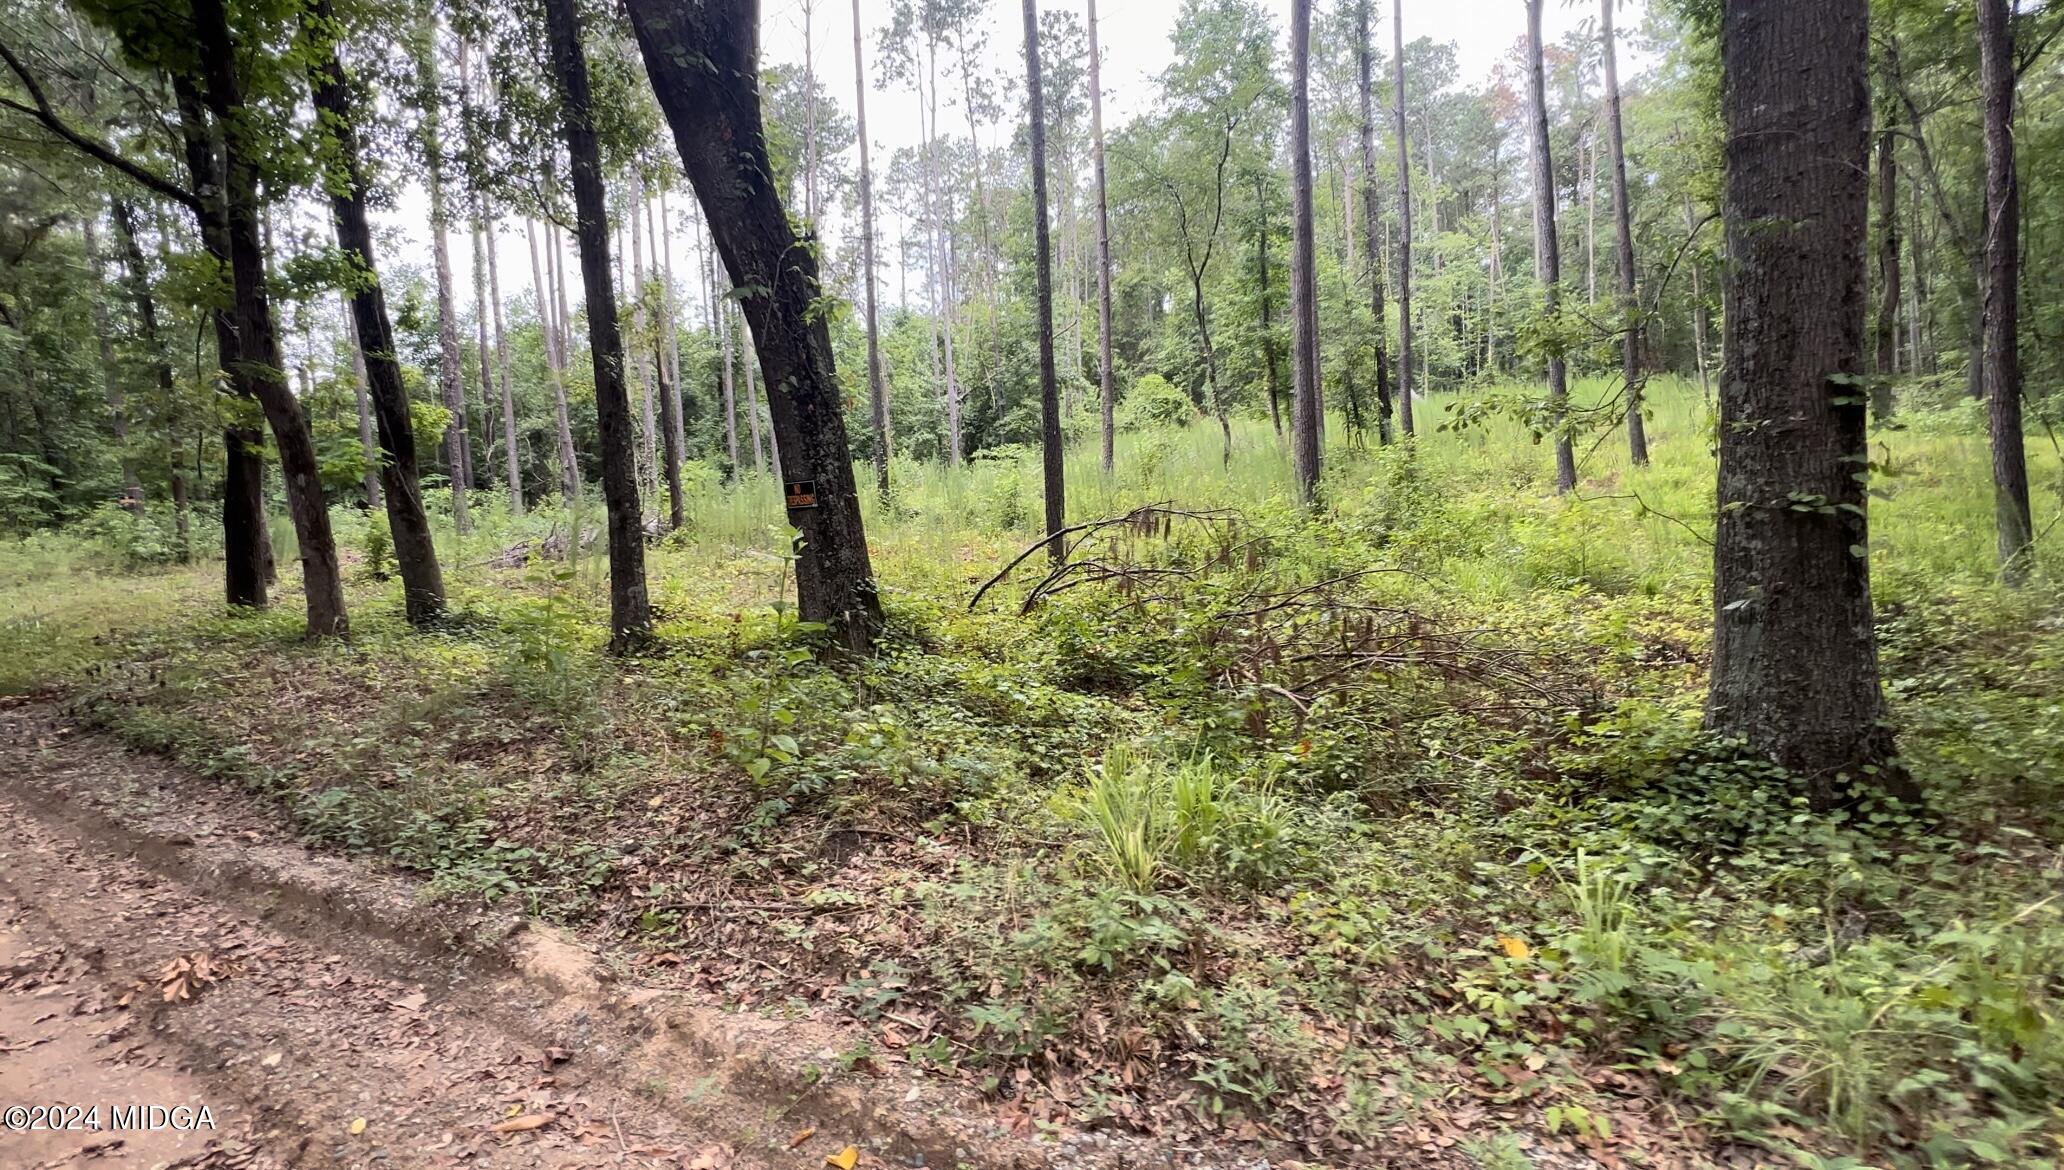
417, 9, 472, 534
1390, 0, 1413, 437
1354, 0, 1394, 445
625, 0, 883, 652
1978, 0, 2033, 585
1288, 0, 1322, 504
1707, 0, 1905, 805
1087, 0, 1116, 474
853, 0, 890, 497
1872, 38, 1901, 413
526, 216, 581, 501
1024, 0, 1065, 554
306, 0, 447, 624
192, 0, 348, 636
544, 0, 651, 651
1524, 0, 1576, 494
1601, 0, 1647, 465
109, 199, 191, 556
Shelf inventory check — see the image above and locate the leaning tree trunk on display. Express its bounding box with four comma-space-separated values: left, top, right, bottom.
307, 0, 447, 624
194, 0, 347, 638
1087, 0, 1117, 475
1288, 0, 1323, 504
1023, 0, 1065, 555
544, 0, 651, 651
851, 0, 891, 497
623, 0, 882, 652
1391, 0, 1415, 438
1525, 0, 1577, 494
1356, 0, 1394, 445
1603, 0, 1647, 465
1978, 0, 2033, 584
1707, 0, 1910, 806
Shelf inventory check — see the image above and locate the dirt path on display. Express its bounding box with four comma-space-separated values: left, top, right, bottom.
0, 715, 764, 1170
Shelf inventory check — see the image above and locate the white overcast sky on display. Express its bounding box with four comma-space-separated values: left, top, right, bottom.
339, 0, 1643, 357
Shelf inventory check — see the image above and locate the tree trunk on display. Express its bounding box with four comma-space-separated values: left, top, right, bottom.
1602, 0, 1648, 465
1289, 0, 1323, 504
1088, 0, 1117, 475
1356, 1, 1395, 445
194, 0, 347, 638
743, 308, 767, 475
110, 200, 191, 558
1978, 0, 2033, 584
1525, 0, 1577, 494
1022, 0, 1066, 555
650, 191, 687, 526
1255, 173, 1285, 439
852, 0, 890, 498
544, 0, 651, 651
82, 214, 141, 505
307, 3, 446, 624
527, 217, 581, 501
1707, 0, 1906, 805
1872, 39, 1902, 413
344, 298, 379, 509
1391, 0, 1415, 438
715, 238, 739, 476
624, 0, 882, 652
172, 79, 265, 605
630, 172, 657, 495
1684, 194, 1712, 400
487, 218, 523, 513
418, 12, 471, 534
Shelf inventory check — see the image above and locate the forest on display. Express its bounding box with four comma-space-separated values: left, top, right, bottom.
0, 0, 2060, 1166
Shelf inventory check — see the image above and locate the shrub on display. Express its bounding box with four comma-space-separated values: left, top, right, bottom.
1116, 374, 1196, 433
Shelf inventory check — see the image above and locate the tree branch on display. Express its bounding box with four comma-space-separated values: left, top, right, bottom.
0, 39, 200, 213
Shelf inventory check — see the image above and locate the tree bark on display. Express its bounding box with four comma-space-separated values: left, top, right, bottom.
1023, 0, 1065, 554
544, 0, 651, 651
307, 0, 446, 624
624, 0, 882, 652
173, 80, 266, 605
194, 0, 347, 637
1391, 0, 1414, 438
1525, 0, 1577, 494
852, 0, 890, 497
1356, 1, 1395, 445
1978, 0, 2033, 584
1707, 0, 1906, 805
1602, 0, 1648, 465
1289, 0, 1323, 504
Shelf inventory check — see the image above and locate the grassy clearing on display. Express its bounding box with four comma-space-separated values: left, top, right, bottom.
7, 377, 2063, 1167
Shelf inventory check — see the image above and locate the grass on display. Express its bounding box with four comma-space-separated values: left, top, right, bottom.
5, 374, 2063, 1167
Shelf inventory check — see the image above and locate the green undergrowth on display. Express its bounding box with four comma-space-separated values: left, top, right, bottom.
9, 378, 2064, 1167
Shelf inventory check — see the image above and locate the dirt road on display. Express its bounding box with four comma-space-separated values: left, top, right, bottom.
0, 708, 763, 1170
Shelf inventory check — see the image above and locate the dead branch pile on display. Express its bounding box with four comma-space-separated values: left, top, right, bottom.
971, 504, 1584, 717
